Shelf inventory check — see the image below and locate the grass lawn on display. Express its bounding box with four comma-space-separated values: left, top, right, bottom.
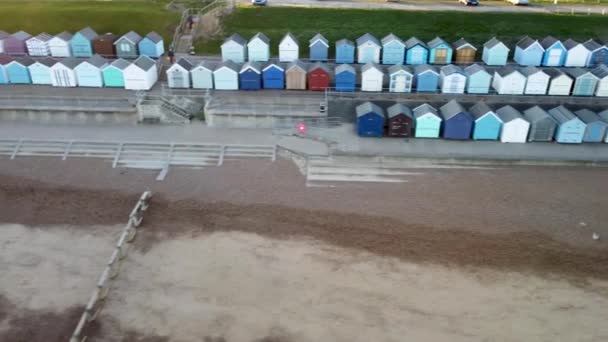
0, 1, 179, 48
195, 6, 608, 57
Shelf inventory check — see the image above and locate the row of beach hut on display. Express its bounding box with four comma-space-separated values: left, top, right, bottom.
166, 58, 608, 97
0, 28, 165, 59
356, 100, 608, 144
0, 54, 158, 90
221, 33, 608, 68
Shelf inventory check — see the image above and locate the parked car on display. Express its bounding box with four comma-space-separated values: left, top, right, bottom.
252, 0, 267, 5
508, 0, 529, 5
459, 0, 479, 5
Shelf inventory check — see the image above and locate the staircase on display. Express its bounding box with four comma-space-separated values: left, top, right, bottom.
136, 95, 204, 124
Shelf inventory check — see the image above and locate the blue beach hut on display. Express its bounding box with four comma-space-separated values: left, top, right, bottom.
248, 33, 270, 62
262, 62, 284, 89
75, 54, 107, 87
440, 100, 474, 140
70, 27, 98, 58
482, 37, 510, 66
102, 58, 129, 88
356, 102, 385, 137
584, 39, 608, 67
0, 54, 12, 84
239, 61, 262, 90
427, 37, 453, 64
575, 109, 608, 143
469, 102, 502, 140
567, 68, 599, 96
514, 36, 544, 66
191, 61, 214, 89
221, 34, 247, 63
464, 64, 491, 94
6, 57, 33, 84
335, 64, 356, 92
138, 32, 165, 58
309, 33, 329, 61
381, 33, 405, 65
28, 57, 55, 85
540, 36, 567, 67
548, 105, 586, 143
414, 64, 438, 92
335, 39, 355, 64
413, 104, 441, 138
404, 37, 428, 65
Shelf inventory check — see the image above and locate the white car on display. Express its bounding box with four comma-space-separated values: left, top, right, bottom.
252, 0, 267, 5
508, 0, 529, 5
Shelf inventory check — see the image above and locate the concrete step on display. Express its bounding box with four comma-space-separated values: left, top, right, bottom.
306, 173, 409, 183
308, 166, 422, 176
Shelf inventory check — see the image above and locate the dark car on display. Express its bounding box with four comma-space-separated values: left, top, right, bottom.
459, 0, 479, 5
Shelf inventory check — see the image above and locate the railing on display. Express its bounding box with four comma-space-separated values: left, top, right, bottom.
69, 191, 153, 342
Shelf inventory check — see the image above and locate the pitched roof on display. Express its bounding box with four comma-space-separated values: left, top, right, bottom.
109, 58, 131, 70
484, 37, 508, 50
523, 105, 553, 123
0, 54, 13, 65
14, 56, 35, 67
223, 33, 247, 46
496, 105, 525, 123
240, 61, 262, 74
95, 33, 117, 42
215, 60, 239, 72
356, 101, 384, 118
440, 64, 463, 76
566, 67, 597, 79
592, 64, 608, 79
439, 99, 467, 120
469, 102, 496, 121
33, 57, 56, 68
464, 63, 488, 76
281, 32, 299, 45
598, 109, 608, 122
262, 61, 284, 72
452, 38, 476, 50
563, 39, 581, 50
381, 33, 404, 46
193, 60, 212, 71
496, 66, 523, 78
133, 55, 155, 71
404, 37, 427, 49
414, 64, 438, 75
309, 33, 328, 47
249, 32, 270, 45
57, 57, 81, 69
539, 36, 561, 49
336, 38, 354, 47
543, 68, 569, 78
356, 33, 380, 47
32, 32, 52, 42
574, 109, 604, 124
361, 62, 382, 73
548, 105, 578, 124
0, 31, 9, 39
118, 31, 142, 44
309, 61, 331, 73
76, 27, 98, 40
175, 57, 194, 71
387, 103, 413, 119
53, 31, 73, 42
516, 36, 540, 50
286, 59, 306, 72
335, 63, 355, 74
520, 66, 545, 77
413, 103, 439, 119
427, 37, 448, 49
83, 54, 108, 68
144, 31, 163, 43
12, 31, 31, 41
388, 64, 412, 75
583, 39, 603, 51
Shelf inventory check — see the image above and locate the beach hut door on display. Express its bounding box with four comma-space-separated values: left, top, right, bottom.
435, 48, 448, 63
547, 50, 561, 65
411, 49, 424, 64
363, 47, 374, 62
393, 74, 406, 92
172, 69, 184, 88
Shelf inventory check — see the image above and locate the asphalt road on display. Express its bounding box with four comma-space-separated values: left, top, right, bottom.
243, 0, 608, 14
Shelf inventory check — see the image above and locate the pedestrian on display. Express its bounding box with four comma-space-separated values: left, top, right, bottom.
168, 49, 175, 64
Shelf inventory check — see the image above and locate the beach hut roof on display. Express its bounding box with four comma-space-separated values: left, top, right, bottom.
133, 55, 155, 71
224, 33, 247, 45
574, 109, 602, 124
404, 37, 427, 49
496, 105, 524, 123
77, 27, 98, 40
441, 64, 463, 76
484, 37, 507, 49
388, 64, 411, 74
309, 33, 328, 46
356, 33, 380, 46
548, 105, 577, 124
217, 60, 239, 72
34, 57, 56, 67
523, 106, 552, 123
12, 31, 32, 41
54, 31, 73, 41
452, 38, 476, 50
361, 62, 382, 73
240, 61, 262, 73
469, 102, 496, 120
413, 103, 438, 118
516, 36, 538, 50
539, 36, 561, 49
335, 63, 355, 74
381, 33, 404, 46
336, 38, 354, 47
58, 57, 81, 69
440, 100, 466, 120
464, 64, 488, 76
145, 31, 163, 43
286, 59, 306, 72
110, 58, 131, 70
250, 32, 270, 44
356, 101, 383, 118
387, 103, 413, 119
415, 64, 438, 74
583, 39, 603, 51
563, 38, 581, 50
175, 57, 194, 71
